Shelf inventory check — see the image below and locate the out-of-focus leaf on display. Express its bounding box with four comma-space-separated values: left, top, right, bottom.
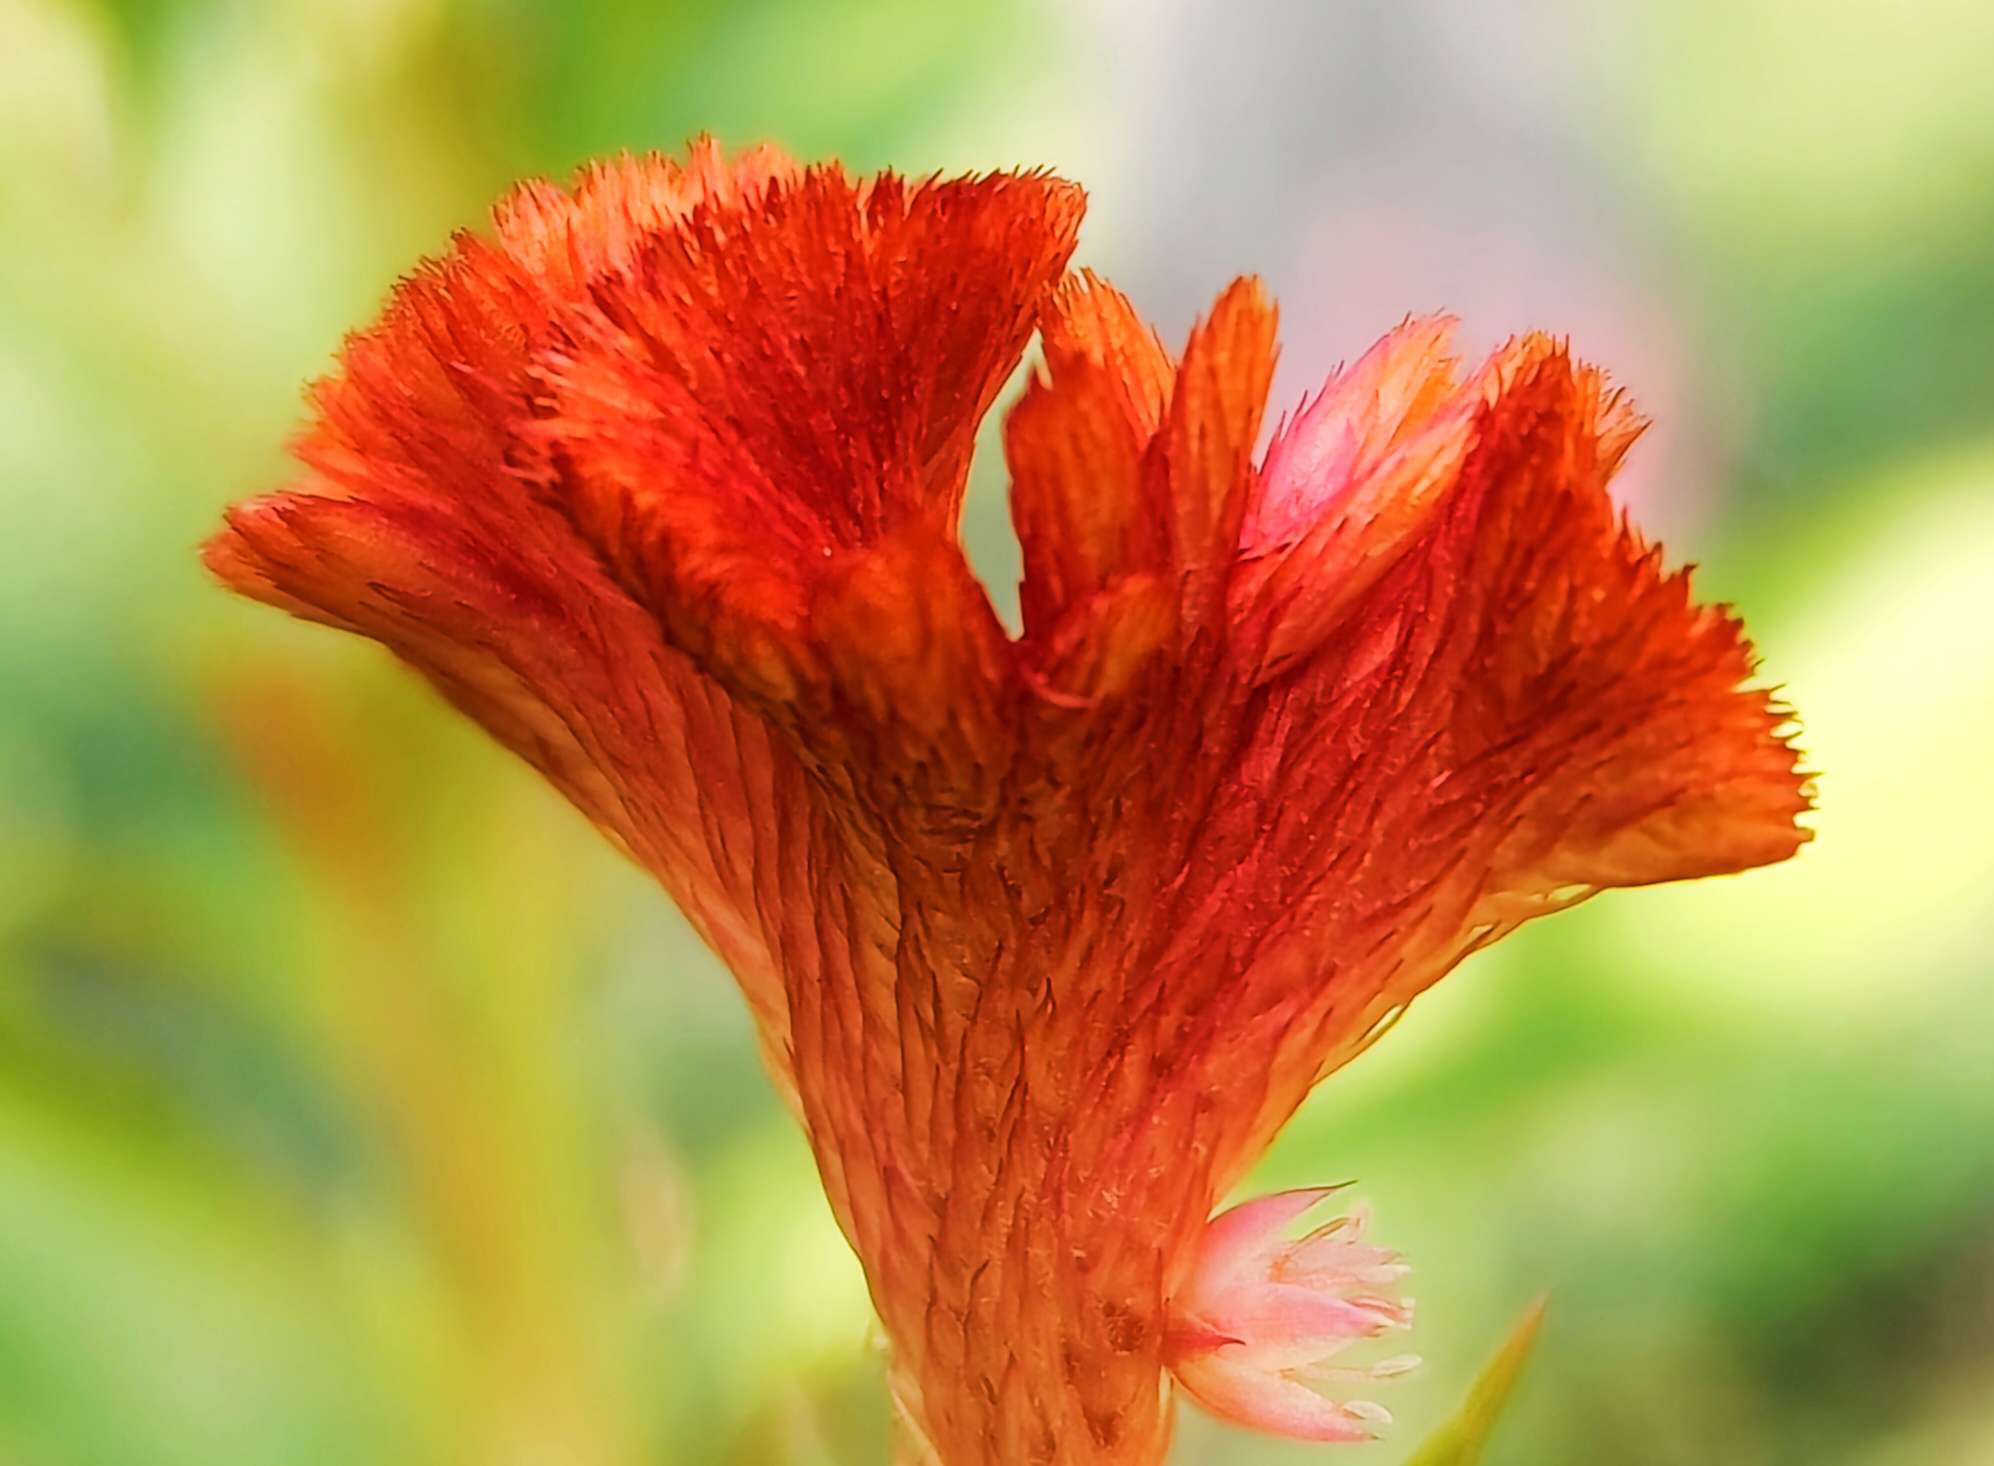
1401, 1298, 1548, 1466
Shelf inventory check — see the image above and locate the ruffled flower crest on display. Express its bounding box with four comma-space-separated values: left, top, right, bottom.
207, 140, 1809, 1466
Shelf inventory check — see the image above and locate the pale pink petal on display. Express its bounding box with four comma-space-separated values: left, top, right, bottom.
1173, 1351, 1380, 1443
1214, 1281, 1406, 1350
1180, 1186, 1347, 1307
1250, 314, 1461, 544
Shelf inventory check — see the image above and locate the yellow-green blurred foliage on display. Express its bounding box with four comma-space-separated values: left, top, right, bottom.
2, 2, 1990, 1463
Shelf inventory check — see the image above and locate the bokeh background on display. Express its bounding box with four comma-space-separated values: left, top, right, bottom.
4, 1, 1992, 1462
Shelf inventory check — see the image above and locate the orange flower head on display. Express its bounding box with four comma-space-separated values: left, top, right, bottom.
205, 140, 1810, 1464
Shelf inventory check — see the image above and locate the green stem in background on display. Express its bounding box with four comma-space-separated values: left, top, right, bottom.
1402, 1298, 1549, 1466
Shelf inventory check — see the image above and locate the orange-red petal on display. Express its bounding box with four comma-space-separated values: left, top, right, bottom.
1157, 276, 1278, 628
533, 165, 1082, 712
1169, 331, 1810, 1179
1007, 270, 1175, 644
204, 146, 1086, 1102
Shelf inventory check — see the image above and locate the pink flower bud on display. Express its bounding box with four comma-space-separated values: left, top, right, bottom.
1167, 1188, 1417, 1443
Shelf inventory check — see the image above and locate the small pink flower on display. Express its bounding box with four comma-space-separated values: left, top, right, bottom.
1167, 1188, 1419, 1442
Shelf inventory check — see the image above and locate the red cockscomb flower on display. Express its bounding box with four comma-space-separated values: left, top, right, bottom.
205, 140, 1809, 1464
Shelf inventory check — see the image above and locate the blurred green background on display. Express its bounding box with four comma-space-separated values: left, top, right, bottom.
3, 1, 1992, 1463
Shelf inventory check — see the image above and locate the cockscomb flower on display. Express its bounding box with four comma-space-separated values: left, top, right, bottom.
205, 139, 1810, 1465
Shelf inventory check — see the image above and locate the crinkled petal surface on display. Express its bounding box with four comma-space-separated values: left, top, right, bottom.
207, 142, 1809, 1466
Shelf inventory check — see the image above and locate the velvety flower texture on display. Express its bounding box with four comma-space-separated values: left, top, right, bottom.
206, 141, 1810, 1464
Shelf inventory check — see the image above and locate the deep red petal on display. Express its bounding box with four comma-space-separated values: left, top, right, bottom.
204, 146, 1081, 1105
1181, 334, 1810, 1182
533, 165, 1084, 711
1008, 269, 1176, 642
1156, 276, 1278, 628
1005, 273, 1276, 697
206, 485, 817, 1093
